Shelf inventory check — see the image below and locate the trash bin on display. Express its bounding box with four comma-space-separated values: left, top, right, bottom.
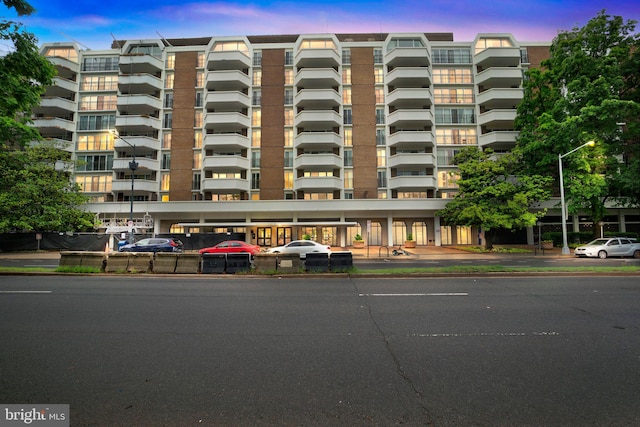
305, 252, 329, 272
330, 251, 353, 272
201, 253, 226, 274
226, 253, 251, 274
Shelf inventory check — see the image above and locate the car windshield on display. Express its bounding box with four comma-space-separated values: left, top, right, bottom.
586, 239, 608, 246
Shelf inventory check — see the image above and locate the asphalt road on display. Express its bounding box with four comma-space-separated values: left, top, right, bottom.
1, 275, 639, 426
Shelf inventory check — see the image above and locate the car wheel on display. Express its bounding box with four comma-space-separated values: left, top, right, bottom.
634, 250, 640, 259
598, 250, 608, 259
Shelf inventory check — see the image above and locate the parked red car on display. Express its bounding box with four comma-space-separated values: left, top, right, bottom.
199, 240, 261, 255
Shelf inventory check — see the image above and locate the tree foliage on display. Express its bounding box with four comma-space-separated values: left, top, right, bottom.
515, 10, 640, 231
0, 0, 96, 232
437, 148, 552, 250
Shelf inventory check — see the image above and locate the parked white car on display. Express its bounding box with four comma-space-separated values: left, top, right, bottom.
267, 240, 331, 259
574, 237, 640, 259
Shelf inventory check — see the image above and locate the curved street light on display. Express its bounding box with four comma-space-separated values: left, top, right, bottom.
559, 141, 595, 255
111, 131, 138, 244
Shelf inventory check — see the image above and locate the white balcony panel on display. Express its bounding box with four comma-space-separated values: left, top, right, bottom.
207, 51, 252, 71
475, 47, 521, 68
295, 176, 342, 191
386, 67, 432, 87
295, 48, 340, 69
295, 153, 342, 170
387, 109, 433, 127
387, 131, 434, 147
478, 131, 520, 149
114, 136, 160, 153
295, 68, 341, 89
385, 47, 430, 67
476, 88, 523, 109
46, 77, 78, 98
202, 178, 249, 192
113, 157, 159, 172
204, 112, 250, 130
295, 132, 342, 148
477, 109, 517, 128
295, 110, 341, 128
118, 74, 162, 95
32, 117, 75, 133
387, 88, 432, 108
205, 91, 250, 110
388, 175, 437, 190
35, 97, 77, 115
112, 179, 158, 194
294, 89, 341, 108
206, 70, 251, 91
119, 54, 163, 75
388, 153, 436, 168
117, 94, 162, 115
47, 56, 80, 75
115, 115, 161, 133
202, 155, 250, 171
203, 133, 250, 150
475, 67, 523, 89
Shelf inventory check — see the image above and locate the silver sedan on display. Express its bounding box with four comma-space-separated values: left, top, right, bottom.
266, 240, 331, 259
574, 237, 640, 259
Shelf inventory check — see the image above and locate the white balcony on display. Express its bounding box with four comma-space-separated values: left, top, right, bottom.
295, 110, 341, 128
477, 109, 517, 128
114, 136, 160, 152
205, 90, 250, 110
295, 132, 342, 148
46, 77, 78, 98
203, 133, 250, 150
117, 94, 162, 115
476, 88, 523, 110
118, 74, 163, 95
202, 177, 249, 192
295, 153, 342, 170
295, 176, 342, 191
115, 115, 161, 133
112, 179, 158, 194
206, 70, 251, 91
388, 153, 436, 168
388, 175, 437, 190
207, 50, 252, 71
385, 47, 430, 68
294, 89, 341, 109
202, 155, 250, 171
387, 109, 433, 128
35, 97, 77, 116
387, 131, 434, 147
113, 157, 159, 172
295, 48, 340, 69
475, 67, 523, 89
478, 131, 520, 149
386, 87, 432, 109
294, 68, 341, 89
47, 56, 79, 79
204, 112, 250, 130
475, 47, 522, 68
119, 54, 163, 75
386, 67, 431, 87
32, 117, 75, 133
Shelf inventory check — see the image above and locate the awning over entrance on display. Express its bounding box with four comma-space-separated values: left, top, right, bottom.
178, 221, 359, 229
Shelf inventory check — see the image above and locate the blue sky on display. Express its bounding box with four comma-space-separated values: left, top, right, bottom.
4, 0, 640, 50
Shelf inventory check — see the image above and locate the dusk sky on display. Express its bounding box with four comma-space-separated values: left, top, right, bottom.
4, 0, 640, 50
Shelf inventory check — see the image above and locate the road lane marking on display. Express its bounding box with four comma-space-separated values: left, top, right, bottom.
409, 331, 560, 337
0, 291, 52, 294
359, 292, 468, 297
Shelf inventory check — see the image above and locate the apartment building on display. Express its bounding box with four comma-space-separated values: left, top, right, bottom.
33, 32, 637, 248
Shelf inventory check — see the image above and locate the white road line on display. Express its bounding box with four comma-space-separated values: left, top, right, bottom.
0, 291, 52, 294
359, 292, 468, 297
410, 331, 560, 337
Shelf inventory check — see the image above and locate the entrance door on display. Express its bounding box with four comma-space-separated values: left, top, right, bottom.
257, 227, 272, 247
277, 227, 293, 246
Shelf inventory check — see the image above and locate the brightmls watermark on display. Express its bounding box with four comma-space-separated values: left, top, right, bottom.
1, 405, 68, 426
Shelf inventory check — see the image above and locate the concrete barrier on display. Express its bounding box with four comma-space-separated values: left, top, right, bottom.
175, 252, 200, 274
253, 253, 277, 273
81, 252, 106, 271
277, 253, 301, 273
127, 253, 152, 273
153, 253, 178, 273
105, 252, 130, 273
59, 251, 84, 268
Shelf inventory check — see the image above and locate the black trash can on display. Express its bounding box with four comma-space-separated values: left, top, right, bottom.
330, 251, 353, 272
201, 253, 226, 274
305, 252, 329, 272
226, 253, 251, 273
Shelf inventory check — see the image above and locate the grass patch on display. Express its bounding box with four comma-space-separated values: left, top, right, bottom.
54, 266, 103, 274
0, 266, 56, 273
350, 265, 640, 275
453, 246, 533, 254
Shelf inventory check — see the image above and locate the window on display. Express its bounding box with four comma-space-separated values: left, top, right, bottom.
344, 149, 353, 167
76, 175, 112, 192
253, 90, 262, 106
342, 68, 351, 85
194, 111, 203, 127
162, 153, 171, 169
343, 109, 352, 125
196, 71, 204, 87
82, 57, 118, 72
520, 48, 529, 64
163, 112, 173, 128
77, 134, 114, 151
76, 154, 113, 171
192, 172, 201, 190
284, 89, 293, 105
438, 171, 459, 188
435, 108, 475, 124
284, 108, 293, 126
284, 129, 293, 147
374, 67, 384, 84
377, 148, 386, 167
284, 150, 293, 167
251, 172, 260, 189
299, 39, 336, 50
252, 109, 261, 127
344, 170, 353, 188
166, 53, 175, 69
161, 174, 170, 191
344, 128, 352, 146
164, 93, 174, 108
253, 51, 262, 66
253, 70, 262, 86
475, 37, 514, 54
342, 49, 351, 64
377, 170, 387, 188
433, 68, 473, 84
284, 171, 293, 189
373, 48, 383, 64
79, 95, 117, 111
252, 129, 261, 147
193, 152, 202, 169
127, 44, 162, 57
434, 88, 474, 104
195, 91, 203, 107
437, 149, 462, 166
436, 128, 476, 145
387, 38, 424, 49
284, 69, 293, 85
197, 52, 205, 68
375, 88, 384, 104
432, 49, 472, 64
80, 75, 118, 91
194, 130, 202, 148
376, 108, 385, 125
78, 115, 116, 131
343, 88, 352, 104
43, 46, 78, 61
376, 129, 386, 146
284, 50, 294, 66
213, 41, 249, 54
251, 151, 260, 167
163, 133, 172, 149
165, 73, 174, 89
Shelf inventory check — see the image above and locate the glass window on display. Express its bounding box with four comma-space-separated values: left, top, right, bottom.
284, 150, 293, 167
78, 115, 116, 131
342, 68, 351, 85
253, 70, 262, 86
253, 51, 262, 66
436, 128, 476, 145
375, 88, 384, 104
475, 37, 514, 54
253, 90, 262, 106
194, 111, 203, 127
163, 112, 173, 128
284, 108, 293, 126
82, 56, 118, 72
376, 108, 385, 124
212, 41, 249, 55
433, 68, 473, 84
284, 171, 293, 189
344, 149, 353, 167
284, 50, 294, 66
377, 170, 387, 188
194, 130, 202, 148
376, 129, 386, 146
342, 48, 351, 64
373, 49, 383, 64
77, 134, 113, 151
434, 88, 474, 104
343, 109, 352, 125
162, 153, 171, 169
252, 129, 261, 147
164, 93, 174, 108
374, 67, 384, 84
163, 132, 172, 149
377, 148, 386, 167
251, 172, 260, 189
166, 53, 175, 69
252, 109, 261, 127
197, 52, 205, 68
284, 89, 293, 105
80, 75, 118, 91
344, 128, 352, 146
251, 151, 260, 167
284, 69, 293, 85
161, 174, 170, 191
343, 87, 352, 104
165, 73, 174, 89
435, 108, 475, 124
432, 49, 472, 64
344, 170, 353, 188
79, 95, 117, 111
285, 129, 293, 147
196, 71, 204, 87
299, 39, 337, 50
195, 91, 203, 107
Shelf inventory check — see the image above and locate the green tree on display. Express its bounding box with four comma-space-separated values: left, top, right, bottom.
515, 10, 640, 234
437, 148, 552, 250
0, 0, 96, 233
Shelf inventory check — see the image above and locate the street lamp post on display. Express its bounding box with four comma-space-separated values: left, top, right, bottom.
559, 141, 595, 255
113, 132, 138, 244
